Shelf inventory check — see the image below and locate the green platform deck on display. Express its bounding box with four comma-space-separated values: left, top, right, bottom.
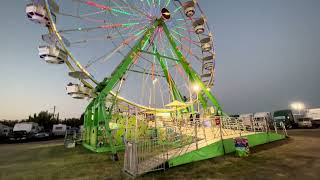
168, 132, 286, 167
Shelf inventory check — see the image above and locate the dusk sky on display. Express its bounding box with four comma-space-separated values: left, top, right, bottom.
0, 0, 319, 120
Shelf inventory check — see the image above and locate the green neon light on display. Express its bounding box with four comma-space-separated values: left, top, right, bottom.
135, 29, 147, 36
142, 37, 151, 50
123, 22, 140, 27
175, 26, 186, 31
172, 29, 184, 37
173, 7, 182, 13
111, 8, 135, 16
166, 0, 171, 7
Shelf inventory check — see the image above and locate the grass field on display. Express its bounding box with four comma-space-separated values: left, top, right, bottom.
0, 129, 320, 180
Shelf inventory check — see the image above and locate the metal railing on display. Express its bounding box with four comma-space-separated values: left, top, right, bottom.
123, 138, 167, 176
123, 115, 286, 176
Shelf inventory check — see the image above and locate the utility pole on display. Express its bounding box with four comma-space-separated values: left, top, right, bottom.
53, 105, 56, 120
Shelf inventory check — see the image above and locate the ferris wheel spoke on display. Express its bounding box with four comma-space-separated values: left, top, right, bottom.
116, 0, 153, 18
73, 0, 141, 17
30, 0, 218, 108
85, 25, 151, 68
169, 33, 203, 63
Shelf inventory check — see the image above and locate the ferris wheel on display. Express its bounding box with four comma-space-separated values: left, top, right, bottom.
27, 0, 224, 153
26, 0, 220, 110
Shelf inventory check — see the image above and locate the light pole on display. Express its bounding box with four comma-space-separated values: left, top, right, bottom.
192, 83, 201, 150
192, 83, 200, 112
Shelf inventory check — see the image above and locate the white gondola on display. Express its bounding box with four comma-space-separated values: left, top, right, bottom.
193, 18, 205, 34
68, 71, 89, 79
203, 61, 215, 71
200, 37, 213, 52
26, 4, 55, 27
42, 33, 70, 47
38, 45, 67, 64
183, 1, 196, 17
66, 83, 92, 99
202, 55, 215, 62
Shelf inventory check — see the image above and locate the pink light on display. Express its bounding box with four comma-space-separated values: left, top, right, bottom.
84, 17, 105, 23
100, 24, 123, 29
175, 64, 187, 81
85, 1, 111, 10
181, 36, 199, 45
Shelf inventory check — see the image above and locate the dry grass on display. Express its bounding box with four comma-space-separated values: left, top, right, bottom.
0, 129, 320, 180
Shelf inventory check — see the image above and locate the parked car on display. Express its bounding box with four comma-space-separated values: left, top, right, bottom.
297, 118, 313, 128
273, 110, 297, 129
306, 108, 320, 128
33, 130, 52, 140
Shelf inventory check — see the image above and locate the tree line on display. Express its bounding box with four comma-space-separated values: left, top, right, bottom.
0, 111, 84, 129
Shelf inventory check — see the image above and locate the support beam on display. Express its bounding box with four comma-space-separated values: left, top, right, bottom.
161, 21, 222, 112
83, 21, 159, 153
153, 46, 183, 102
138, 49, 182, 64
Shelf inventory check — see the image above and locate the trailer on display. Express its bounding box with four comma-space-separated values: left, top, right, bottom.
239, 113, 254, 130
0, 123, 12, 137
306, 108, 320, 127
10, 122, 40, 141
254, 112, 272, 130
52, 124, 69, 136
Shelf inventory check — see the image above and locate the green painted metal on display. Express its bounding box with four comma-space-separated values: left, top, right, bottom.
153, 46, 183, 102
160, 21, 221, 112
83, 19, 221, 153
139, 49, 181, 63
83, 20, 159, 153
168, 132, 286, 167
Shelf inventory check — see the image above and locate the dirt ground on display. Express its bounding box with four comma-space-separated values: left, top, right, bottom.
0, 129, 319, 180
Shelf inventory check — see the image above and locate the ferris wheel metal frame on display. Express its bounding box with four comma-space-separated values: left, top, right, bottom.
26, 0, 223, 153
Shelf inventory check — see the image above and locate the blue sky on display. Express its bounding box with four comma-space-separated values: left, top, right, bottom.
0, 0, 319, 120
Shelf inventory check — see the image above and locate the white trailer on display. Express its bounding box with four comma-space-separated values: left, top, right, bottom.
0, 123, 12, 137
306, 108, 320, 127
11, 122, 39, 140
13, 122, 39, 133
254, 112, 271, 130
239, 113, 254, 130
52, 124, 69, 136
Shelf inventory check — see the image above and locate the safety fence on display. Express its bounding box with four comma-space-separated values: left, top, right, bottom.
123, 115, 287, 176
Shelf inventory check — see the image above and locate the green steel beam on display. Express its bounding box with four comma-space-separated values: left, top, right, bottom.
98, 22, 158, 98
153, 46, 183, 102
83, 21, 159, 153
138, 49, 182, 64
160, 21, 222, 111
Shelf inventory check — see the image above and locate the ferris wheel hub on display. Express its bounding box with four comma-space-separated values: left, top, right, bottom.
161, 8, 171, 20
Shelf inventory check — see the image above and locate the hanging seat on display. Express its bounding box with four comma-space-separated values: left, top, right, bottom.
183, 1, 196, 17
26, 4, 55, 27
66, 83, 92, 99
202, 55, 215, 62
200, 37, 213, 52
38, 45, 67, 64
193, 18, 205, 34
203, 61, 215, 71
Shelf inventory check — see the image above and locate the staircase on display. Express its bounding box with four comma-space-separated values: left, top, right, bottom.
123, 117, 256, 176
